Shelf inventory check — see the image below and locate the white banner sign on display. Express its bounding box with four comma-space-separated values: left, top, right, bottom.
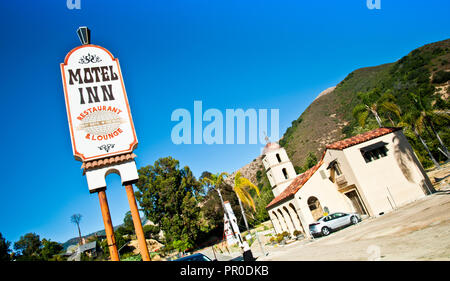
223, 201, 242, 246
60, 45, 137, 162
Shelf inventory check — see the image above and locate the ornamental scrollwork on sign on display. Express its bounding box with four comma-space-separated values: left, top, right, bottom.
98, 144, 115, 153
79, 53, 102, 64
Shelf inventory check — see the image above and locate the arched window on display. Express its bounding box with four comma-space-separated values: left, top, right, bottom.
307, 196, 324, 220
276, 153, 282, 163
282, 168, 288, 179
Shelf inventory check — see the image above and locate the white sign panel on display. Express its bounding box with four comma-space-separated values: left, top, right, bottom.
60, 45, 137, 162
224, 214, 238, 246
223, 201, 242, 246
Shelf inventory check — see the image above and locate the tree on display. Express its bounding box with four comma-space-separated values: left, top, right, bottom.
201, 172, 244, 241
70, 214, 83, 245
377, 92, 402, 126
410, 93, 449, 159
40, 239, 63, 260
123, 211, 135, 235
304, 152, 318, 170
201, 172, 229, 193
399, 111, 440, 169
200, 172, 243, 237
135, 157, 204, 252
233, 172, 260, 233
233, 172, 260, 212
143, 224, 160, 240
114, 229, 131, 252
295, 152, 318, 174
13, 233, 42, 260
115, 226, 132, 238
353, 89, 402, 128
0, 232, 11, 261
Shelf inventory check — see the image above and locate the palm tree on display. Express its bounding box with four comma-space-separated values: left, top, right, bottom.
70, 214, 83, 245
233, 172, 267, 256
410, 93, 449, 159
201, 172, 241, 240
378, 92, 402, 126
201, 172, 229, 193
233, 172, 260, 232
353, 89, 402, 128
204, 172, 266, 255
399, 111, 440, 169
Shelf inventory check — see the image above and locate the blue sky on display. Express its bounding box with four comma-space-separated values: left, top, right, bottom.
0, 0, 448, 245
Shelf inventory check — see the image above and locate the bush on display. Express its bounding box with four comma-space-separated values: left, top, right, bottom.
143, 225, 159, 239
121, 253, 142, 261
432, 70, 450, 84
275, 234, 284, 243
293, 230, 302, 236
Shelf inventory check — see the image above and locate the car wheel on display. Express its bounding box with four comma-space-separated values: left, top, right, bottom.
321, 227, 330, 236
351, 216, 358, 225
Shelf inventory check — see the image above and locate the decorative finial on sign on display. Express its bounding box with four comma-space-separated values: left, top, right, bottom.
77, 26, 91, 45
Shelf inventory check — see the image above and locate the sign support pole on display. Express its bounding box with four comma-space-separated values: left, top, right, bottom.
98, 189, 120, 261
125, 184, 151, 261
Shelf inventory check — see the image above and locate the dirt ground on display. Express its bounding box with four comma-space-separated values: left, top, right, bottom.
427, 162, 450, 191
259, 189, 450, 261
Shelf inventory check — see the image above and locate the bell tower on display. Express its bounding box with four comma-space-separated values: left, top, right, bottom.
262, 142, 297, 197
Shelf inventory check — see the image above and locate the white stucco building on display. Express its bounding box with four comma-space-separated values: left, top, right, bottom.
265, 127, 434, 237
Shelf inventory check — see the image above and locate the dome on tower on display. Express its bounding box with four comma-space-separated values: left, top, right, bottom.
262, 142, 281, 155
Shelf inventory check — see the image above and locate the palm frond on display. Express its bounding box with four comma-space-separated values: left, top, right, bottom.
233, 172, 260, 212
430, 110, 450, 121
357, 110, 369, 128
352, 104, 366, 117
379, 92, 396, 103
415, 114, 426, 134
380, 101, 402, 119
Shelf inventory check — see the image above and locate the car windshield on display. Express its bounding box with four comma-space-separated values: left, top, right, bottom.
175, 254, 211, 261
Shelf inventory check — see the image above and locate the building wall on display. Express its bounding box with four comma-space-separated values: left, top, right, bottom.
342, 131, 431, 216
268, 152, 357, 235
294, 153, 355, 226
266, 129, 433, 236
325, 148, 374, 216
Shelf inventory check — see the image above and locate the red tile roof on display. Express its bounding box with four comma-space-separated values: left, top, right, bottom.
326, 127, 401, 150
81, 153, 136, 173
266, 127, 402, 209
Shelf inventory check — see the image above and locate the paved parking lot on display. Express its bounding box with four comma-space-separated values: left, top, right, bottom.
258, 191, 450, 261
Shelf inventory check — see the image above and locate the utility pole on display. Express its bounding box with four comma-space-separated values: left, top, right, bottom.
236, 197, 266, 257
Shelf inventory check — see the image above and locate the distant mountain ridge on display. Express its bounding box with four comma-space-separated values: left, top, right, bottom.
62, 217, 150, 251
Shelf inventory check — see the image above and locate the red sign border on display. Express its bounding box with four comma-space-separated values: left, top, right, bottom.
60, 44, 138, 162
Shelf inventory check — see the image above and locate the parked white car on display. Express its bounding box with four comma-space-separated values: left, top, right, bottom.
309, 212, 361, 237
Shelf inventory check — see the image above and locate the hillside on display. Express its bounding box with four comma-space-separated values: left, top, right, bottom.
281, 62, 394, 168
240, 38, 450, 188
61, 218, 151, 251
281, 38, 450, 169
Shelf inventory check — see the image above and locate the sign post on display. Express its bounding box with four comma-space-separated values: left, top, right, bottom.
61, 27, 150, 261
98, 189, 120, 261
125, 184, 151, 261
